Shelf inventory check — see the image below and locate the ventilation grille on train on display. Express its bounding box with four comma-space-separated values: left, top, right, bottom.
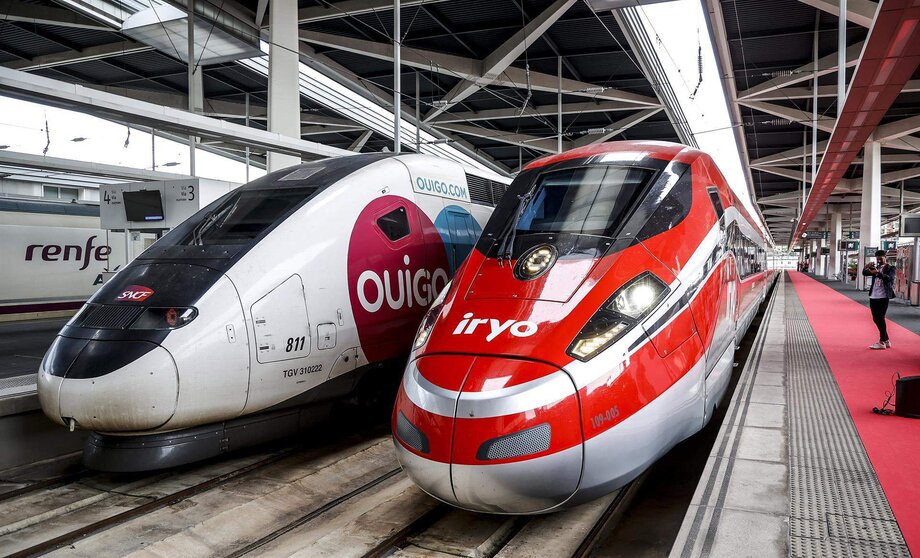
396, 412, 430, 454
77, 304, 144, 329
466, 174, 510, 207
477, 423, 551, 461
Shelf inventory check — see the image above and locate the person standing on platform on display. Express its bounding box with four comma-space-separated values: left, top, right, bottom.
863, 249, 896, 350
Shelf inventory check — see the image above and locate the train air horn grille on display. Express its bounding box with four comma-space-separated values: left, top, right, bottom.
396, 412, 430, 454
477, 423, 551, 461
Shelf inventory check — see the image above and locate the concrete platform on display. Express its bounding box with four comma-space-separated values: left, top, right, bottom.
670, 273, 910, 558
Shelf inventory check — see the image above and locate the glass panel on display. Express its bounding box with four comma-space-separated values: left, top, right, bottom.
377, 206, 411, 241
43, 186, 59, 199
707, 188, 724, 220
59, 187, 79, 202
178, 186, 317, 246
515, 166, 654, 236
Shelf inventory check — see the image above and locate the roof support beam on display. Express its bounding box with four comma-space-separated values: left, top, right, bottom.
753, 164, 920, 190
738, 100, 836, 132
0, 1, 113, 31
297, 30, 660, 106
83, 85, 362, 128
0, 66, 350, 159
300, 124, 367, 135
1, 41, 153, 72
430, 100, 640, 123
349, 130, 373, 151
745, 80, 920, 101
423, 0, 576, 122
297, 0, 449, 24
752, 165, 813, 182
751, 135, 920, 167
875, 114, 920, 142
755, 153, 920, 166
570, 108, 663, 148
795, 0, 878, 27
432, 122, 560, 153
291, 42, 510, 174
738, 42, 863, 100
0, 150, 187, 181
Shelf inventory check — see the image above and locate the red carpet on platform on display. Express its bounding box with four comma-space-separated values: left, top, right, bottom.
788, 272, 920, 554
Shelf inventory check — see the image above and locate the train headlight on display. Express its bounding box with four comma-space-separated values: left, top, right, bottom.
567, 273, 668, 361
413, 281, 451, 350
130, 307, 198, 330
514, 245, 557, 280
610, 274, 666, 319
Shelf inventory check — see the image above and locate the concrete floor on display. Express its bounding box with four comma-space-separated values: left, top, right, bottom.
0, 317, 67, 379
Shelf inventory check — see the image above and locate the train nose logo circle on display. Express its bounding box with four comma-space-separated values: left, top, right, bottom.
115, 285, 154, 302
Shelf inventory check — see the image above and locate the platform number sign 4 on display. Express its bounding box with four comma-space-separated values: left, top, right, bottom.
286, 336, 306, 352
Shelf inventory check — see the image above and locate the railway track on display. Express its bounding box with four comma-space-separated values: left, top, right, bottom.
0, 284, 776, 558
0, 470, 93, 506
0, 427, 645, 558
0, 428, 391, 558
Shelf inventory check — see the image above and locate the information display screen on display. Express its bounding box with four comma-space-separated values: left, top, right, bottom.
123, 190, 165, 222
902, 215, 920, 237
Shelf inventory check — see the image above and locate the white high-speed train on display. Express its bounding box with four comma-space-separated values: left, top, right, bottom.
37, 153, 508, 471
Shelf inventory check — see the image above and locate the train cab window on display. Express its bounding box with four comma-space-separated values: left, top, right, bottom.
636, 168, 692, 241
377, 207, 411, 241
707, 188, 724, 226
178, 186, 317, 246
516, 165, 655, 236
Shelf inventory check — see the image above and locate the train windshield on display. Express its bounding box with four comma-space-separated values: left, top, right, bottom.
179, 186, 318, 246
516, 166, 654, 236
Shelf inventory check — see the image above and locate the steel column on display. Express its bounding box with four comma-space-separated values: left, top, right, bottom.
838, 0, 847, 118
812, 12, 819, 186
187, 0, 197, 175
268, 0, 302, 170
557, 55, 562, 153
829, 208, 843, 279
393, 0, 401, 153
858, 138, 882, 289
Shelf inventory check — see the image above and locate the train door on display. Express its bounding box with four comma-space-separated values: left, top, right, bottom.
445, 209, 476, 272
243, 274, 315, 412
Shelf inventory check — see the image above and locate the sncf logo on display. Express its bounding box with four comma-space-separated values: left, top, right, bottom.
357, 255, 449, 313
116, 285, 154, 302
452, 313, 538, 342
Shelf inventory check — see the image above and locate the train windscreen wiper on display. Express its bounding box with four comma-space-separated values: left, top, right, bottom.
496, 191, 534, 264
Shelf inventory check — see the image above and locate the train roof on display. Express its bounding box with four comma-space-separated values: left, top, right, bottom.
523, 141, 704, 171
0, 198, 100, 217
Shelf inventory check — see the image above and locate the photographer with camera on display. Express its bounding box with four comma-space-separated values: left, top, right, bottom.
863, 249, 896, 350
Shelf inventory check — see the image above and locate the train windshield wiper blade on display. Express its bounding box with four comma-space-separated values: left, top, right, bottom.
496, 191, 533, 263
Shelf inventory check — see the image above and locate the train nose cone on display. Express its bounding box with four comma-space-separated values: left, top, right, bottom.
38, 336, 179, 431
394, 355, 584, 514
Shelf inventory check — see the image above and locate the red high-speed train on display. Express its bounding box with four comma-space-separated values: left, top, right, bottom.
392, 141, 775, 514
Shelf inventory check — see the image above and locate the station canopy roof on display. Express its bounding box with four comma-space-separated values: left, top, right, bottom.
0, 0, 683, 175
707, 0, 920, 247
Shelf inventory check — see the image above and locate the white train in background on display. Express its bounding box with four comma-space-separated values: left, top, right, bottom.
0, 199, 150, 319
